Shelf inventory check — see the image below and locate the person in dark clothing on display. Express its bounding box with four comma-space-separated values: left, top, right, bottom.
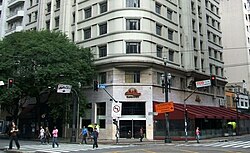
8, 121, 20, 150
92, 128, 98, 149
139, 127, 144, 142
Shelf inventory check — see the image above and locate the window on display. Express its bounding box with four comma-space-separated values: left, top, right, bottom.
97, 102, 106, 128
30, 0, 33, 6
72, 12, 75, 23
125, 71, 140, 83
201, 59, 204, 71
85, 7, 92, 19
122, 102, 145, 115
28, 14, 32, 22
126, 0, 140, 8
156, 24, 162, 35
99, 72, 107, 84
72, 32, 75, 42
126, 19, 140, 30
55, 17, 59, 27
84, 28, 91, 39
194, 56, 198, 68
46, 20, 50, 29
99, 45, 107, 57
193, 37, 196, 49
34, 11, 38, 21
168, 29, 174, 40
157, 72, 163, 85
126, 42, 140, 54
167, 9, 173, 20
169, 50, 174, 62
192, 19, 195, 30
155, 2, 161, 14
100, 1, 107, 13
99, 23, 107, 35
56, 0, 60, 9
157, 45, 163, 58
47, 3, 51, 13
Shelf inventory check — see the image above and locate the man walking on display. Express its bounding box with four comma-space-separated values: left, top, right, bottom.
79, 126, 88, 144
92, 128, 98, 149
8, 121, 20, 150
52, 126, 59, 148
139, 127, 144, 142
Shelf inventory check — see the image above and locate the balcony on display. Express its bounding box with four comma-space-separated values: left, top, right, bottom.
5, 25, 23, 35
8, 0, 25, 8
6, 10, 24, 22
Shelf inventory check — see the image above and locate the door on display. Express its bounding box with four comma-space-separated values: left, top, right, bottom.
119, 120, 145, 138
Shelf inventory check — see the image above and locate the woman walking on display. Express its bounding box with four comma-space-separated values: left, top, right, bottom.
45, 127, 51, 144
52, 126, 59, 148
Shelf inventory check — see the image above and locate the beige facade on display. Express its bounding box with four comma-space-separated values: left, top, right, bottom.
0, 0, 226, 140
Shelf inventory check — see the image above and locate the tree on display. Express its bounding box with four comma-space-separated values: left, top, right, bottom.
0, 30, 95, 122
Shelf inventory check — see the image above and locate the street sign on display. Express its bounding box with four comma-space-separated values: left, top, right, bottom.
112, 102, 122, 118
98, 84, 107, 89
155, 101, 174, 113
0, 81, 4, 86
57, 84, 72, 93
195, 79, 211, 88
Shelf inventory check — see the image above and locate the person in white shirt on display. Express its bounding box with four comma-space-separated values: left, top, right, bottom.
39, 126, 45, 144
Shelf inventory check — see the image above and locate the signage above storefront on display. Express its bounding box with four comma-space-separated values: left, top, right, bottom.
125, 87, 141, 98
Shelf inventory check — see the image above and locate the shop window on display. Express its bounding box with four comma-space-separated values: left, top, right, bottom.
121, 102, 145, 115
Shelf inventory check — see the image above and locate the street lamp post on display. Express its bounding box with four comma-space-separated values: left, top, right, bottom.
161, 57, 172, 143
70, 88, 79, 142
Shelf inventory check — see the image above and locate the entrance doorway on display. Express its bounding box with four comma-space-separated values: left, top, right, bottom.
119, 120, 146, 138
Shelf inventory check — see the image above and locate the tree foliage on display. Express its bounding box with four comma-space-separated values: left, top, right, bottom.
0, 30, 95, 121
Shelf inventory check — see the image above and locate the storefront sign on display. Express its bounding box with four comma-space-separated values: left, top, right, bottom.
125, 88, 141, 98
155, 101, 174, 113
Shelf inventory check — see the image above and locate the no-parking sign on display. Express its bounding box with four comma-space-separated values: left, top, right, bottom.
112, 103, 122, 118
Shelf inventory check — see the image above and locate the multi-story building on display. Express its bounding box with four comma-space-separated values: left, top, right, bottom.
220, 0, 250, 92
4, 0, 250, 140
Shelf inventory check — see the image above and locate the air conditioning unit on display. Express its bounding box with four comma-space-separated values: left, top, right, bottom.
218, 98, 226, 106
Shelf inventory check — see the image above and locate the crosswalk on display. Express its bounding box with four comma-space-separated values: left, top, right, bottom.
177, 140, 250, 149
3, 143, 132, 153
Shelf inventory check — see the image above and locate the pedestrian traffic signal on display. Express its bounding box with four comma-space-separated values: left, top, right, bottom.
210, 75, 217, 86
8, 78, 14, 88
93, 80, 98, 91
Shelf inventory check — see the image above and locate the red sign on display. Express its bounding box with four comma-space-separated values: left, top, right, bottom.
155, 101, 174, 113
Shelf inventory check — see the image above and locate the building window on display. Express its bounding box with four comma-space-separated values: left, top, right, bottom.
85, 7, 92, 19
157, 45, 163, 58
99, 23, 107, 35
168, 29, 174, 40
155, 2, 161, 14
56, 0, 60, 9
126, 0, 140, 8
72, 32, 75, 42
194, 56, 198, 68
126, 19, 140, 30
201, 59, 204, 71
55, 17, 59, 27
156, 24, 162, 35
157, 72, 163, 85
72, 12, 75, 23
34, 11, 38, 21
193, 37, 196, 49
84, 28, 91, 39
99, 72, 107, 84
97, 102, 106, 128
47, 3, 51, 13
100, 1, 107, 13
46, 20, 50, 29
125, 71, 140, 83
169, 50, 174, 62
30, 0, 33, 6
192, 19, 196, 31
28, 14, 32, 22
99, 45, 107, 57
122, 102, 145, 115
126, 42, 140, 54
167, 9, 173, 20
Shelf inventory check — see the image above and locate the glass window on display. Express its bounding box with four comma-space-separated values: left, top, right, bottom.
99, 23, 107, 35
155, 2, 161, 14
169, 50, 174, 62
84, 28, 91, 39
72, 12, 75, 23
157, 45, 162, 58
125, 71, 140, 83
167, 9, 173, 20
55, 17, 59, 27
99, 45, 107, 57
99, 72, 107, 84
126, 42, 140, 54
97, 102, 106, 115
85, 7, 92, 19
56, 0, 60, 9
157, 72, 163, 85
126, 19, 140, 30
28, 14, 32, 22
168, 29, 173, 40
156, 24, 162, 35
46, 20, 50, 29
121, 102, 145, 115
100, 1, 107, 13
47, 3, 51, 13
126, 0, 140, 8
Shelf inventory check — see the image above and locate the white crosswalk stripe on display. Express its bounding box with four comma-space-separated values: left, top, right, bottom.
177, 140, 250, 149
3, 143, 132, 153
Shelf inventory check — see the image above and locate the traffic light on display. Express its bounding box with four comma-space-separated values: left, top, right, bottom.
93, 80, 98, 91
210, 75, 217, 86
113, 119, 118, 126
8, 78, 14, 88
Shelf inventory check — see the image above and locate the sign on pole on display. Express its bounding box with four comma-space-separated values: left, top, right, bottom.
155, 101, 174, 113
195, 79, 211, 88
0, 81, 4, 86
98, 84, 107, 89
57, 84, 72, 93
112, 102, 122, 118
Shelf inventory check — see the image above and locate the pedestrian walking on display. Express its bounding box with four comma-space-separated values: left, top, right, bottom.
79, 126, 88, 144
52, 126, 59, 148
196, 127, 200, 143
92, 128, 98, 149
8, 121, 20, 150
45, 127, 51, 144
38, 126, 45, 144
139, 127, 144, 142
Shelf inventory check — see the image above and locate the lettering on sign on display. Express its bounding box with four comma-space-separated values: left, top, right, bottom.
155, 101, 174, 113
